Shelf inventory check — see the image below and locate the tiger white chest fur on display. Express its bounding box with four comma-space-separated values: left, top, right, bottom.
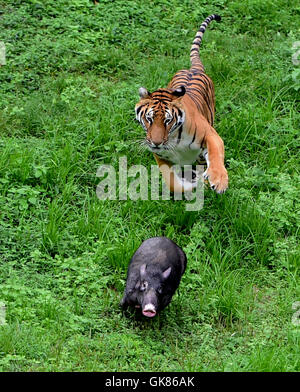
155, 124, 203, 166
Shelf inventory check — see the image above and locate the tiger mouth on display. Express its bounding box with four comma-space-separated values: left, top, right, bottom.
147, 143, 169, 152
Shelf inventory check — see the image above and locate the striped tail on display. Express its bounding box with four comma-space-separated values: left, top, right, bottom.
190, 14, 221, 71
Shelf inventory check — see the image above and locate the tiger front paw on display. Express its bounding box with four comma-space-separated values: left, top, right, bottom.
203, 166, 228, 194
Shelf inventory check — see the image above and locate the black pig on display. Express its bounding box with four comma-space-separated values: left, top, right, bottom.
120, 237, 187, 317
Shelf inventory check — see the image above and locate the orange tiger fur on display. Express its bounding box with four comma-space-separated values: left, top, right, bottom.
135, 14, 228, 194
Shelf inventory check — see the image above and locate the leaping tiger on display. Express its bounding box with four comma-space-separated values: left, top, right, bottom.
135, 14, 228, 194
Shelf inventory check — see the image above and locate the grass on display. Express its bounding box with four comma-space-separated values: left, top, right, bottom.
0, 0, 299, 371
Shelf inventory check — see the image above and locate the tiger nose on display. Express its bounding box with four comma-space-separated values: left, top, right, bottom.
150, 141, 164, 148
153, 141, 161, 147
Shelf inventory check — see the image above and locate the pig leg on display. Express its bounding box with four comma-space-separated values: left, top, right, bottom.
120, 294, 129, 308
120, 266, 141, 308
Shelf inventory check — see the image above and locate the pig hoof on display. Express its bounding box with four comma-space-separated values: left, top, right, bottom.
120, 297, 127, 308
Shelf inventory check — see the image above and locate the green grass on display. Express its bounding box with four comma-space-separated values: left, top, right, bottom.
0, 0, 299, 371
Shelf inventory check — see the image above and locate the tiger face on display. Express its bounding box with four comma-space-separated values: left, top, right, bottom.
135, 86, 186, 152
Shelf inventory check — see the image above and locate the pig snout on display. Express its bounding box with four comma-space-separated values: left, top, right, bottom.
142, 303, 156, 318
141, 289, 158, 318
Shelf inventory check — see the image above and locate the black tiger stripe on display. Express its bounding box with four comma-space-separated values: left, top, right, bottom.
152, 94, 172, 99
174, 75, 190, 82
185, 90, 202, 112
188, 89, 214, 124
153, 99, 171, 106
152, 95, 172, 101
176, 125, 183, 144
173, 110, 178, 123
189, 131, 196, 148
136, 105, 143, 116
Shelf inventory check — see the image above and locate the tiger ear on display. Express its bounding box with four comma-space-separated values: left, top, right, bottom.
139, 87, 151, 99
172, 86, 186, 98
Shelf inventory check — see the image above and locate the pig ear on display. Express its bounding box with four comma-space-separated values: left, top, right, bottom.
135, 280, 140, 289
140, 263, 147, 277
162, 266, 171, 280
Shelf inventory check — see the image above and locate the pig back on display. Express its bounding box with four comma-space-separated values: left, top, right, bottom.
129, 237, 187, 279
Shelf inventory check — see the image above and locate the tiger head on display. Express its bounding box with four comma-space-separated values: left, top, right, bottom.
135, 86, 186, 152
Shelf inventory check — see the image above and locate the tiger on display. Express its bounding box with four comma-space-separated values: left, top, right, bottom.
135, 14, 228, 194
